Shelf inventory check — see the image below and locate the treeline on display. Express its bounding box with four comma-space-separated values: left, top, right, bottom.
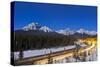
72, 32, 97, 39
13, 30, 76, 52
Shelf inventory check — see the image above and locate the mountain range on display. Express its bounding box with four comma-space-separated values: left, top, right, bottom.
21, 22, 97, 36
14, 22, 97, 51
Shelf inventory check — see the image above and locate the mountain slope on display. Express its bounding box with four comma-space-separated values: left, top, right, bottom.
57, 28, 97, 36
22, 22, 53, 32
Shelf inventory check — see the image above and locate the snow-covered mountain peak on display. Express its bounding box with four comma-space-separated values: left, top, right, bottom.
28, 22, 39, 26
77, 28, 97, 35
39, 26, 52, 32
22, 22, 53, 32
22, 22, 40, 31
21, 22, 96, 35
56, 28, 97, 36
77, 28, 86, 34
56, 28, 75, 35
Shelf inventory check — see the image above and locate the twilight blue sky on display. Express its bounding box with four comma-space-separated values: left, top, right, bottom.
13, 1, 97, 31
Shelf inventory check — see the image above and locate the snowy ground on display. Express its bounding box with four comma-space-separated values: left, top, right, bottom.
86, 47, 97, 61
14, 43, 97, 62
53, 47, 97, 63
14, 45, 76, 60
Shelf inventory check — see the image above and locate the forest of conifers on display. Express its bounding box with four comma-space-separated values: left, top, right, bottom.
13, 30, 76, 52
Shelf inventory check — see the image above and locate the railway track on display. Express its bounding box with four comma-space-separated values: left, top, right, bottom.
14, 43, 96, 65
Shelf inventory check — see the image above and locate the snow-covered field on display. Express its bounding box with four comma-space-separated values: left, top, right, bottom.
14, 43, 97, 63
14, 45, 76, 60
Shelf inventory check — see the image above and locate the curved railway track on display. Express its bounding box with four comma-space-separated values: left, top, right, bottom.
14, 43, 96, 65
